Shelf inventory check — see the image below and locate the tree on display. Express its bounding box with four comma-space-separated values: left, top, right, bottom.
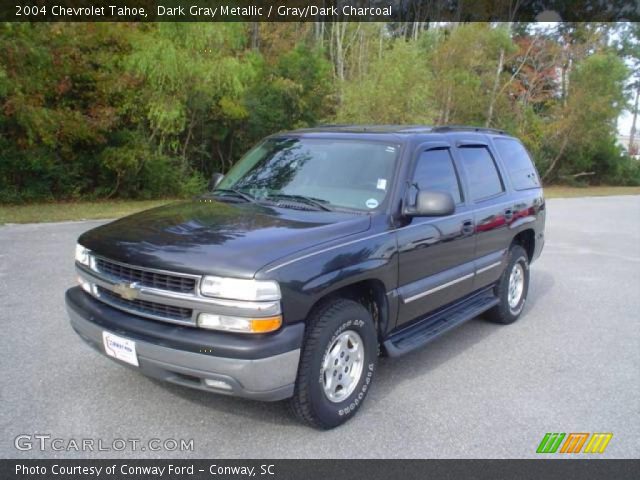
126, 23, 252, 172
0, 23, 137, 200
337, 39, 434, 124
1, 21, 636, 203
542, 52, 628, 181
426, 24, 515, 125
245, 44, 335, 140
617, 24, 640, 154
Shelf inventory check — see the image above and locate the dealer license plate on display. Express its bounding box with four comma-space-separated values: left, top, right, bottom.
102, 331, 139, 367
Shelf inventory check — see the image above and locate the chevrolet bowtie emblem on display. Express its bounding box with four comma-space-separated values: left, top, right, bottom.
113, 282, 140, 301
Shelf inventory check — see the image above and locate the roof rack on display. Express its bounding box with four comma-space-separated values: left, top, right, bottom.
395, 126, 434, 133
431, 125, 506, 135
308, 124, 434, 133
313, 124, 430, 130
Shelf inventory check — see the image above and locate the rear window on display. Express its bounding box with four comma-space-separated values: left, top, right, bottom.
457, 146, 504, 201
493, 138, 540, 190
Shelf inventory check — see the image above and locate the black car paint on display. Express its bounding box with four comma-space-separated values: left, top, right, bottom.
258, 130, 544, 339
78, 128, 545, 346
78, 200, 372, 279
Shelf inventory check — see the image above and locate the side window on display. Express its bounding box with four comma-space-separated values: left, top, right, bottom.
413, 148, 462, 204
493, 138, 541, 190
457, 146, 504, 201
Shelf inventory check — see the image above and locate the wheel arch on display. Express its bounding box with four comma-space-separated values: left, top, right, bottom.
512, 228, 535, 262
306, 278, 391, 342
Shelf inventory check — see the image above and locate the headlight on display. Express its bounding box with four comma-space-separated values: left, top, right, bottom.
200, 276, 281, 301
75, 244, 90, 266
197, 313, 282, 334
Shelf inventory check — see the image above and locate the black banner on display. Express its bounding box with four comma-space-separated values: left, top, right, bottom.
2, 459, 640, 480
1, 0, 639, 22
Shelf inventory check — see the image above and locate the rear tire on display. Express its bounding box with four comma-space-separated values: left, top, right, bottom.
289, 299, 378, 429
485, 244, 529, 325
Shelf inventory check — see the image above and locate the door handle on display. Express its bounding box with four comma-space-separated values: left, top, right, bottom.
504, 209, 514, 221
462, 220, 474, 235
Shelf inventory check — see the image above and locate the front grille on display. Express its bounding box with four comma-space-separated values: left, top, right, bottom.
97, 286, 193, 321
95, 257, 196, 294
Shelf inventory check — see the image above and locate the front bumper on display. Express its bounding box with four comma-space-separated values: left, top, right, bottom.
65, 287, 304, 401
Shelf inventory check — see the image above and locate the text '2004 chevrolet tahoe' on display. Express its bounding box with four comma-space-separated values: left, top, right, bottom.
66, 125, 545, 429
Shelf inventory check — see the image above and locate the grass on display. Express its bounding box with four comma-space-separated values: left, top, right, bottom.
0, 199, 176, 224
543, 185, 640, 198
1, 186, 639, 224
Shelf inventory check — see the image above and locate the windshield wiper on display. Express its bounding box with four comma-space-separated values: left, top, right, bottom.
267, 193, 334, 212
211, 188, 257, 203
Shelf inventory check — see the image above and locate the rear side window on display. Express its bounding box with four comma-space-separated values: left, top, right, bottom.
457, 146, 504, 201
493, 138, 540, 190
413, 148, 462, 204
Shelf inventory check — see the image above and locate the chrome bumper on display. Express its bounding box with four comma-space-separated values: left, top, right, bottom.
66, 289, 301, 401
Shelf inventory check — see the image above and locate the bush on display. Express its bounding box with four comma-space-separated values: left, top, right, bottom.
603, 155, 640, 186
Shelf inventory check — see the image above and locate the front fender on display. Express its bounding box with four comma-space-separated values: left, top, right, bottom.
302, 258, 391, 294
257, 230, 399, 327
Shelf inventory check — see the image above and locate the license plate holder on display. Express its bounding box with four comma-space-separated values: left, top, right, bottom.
102, 331, 139, 367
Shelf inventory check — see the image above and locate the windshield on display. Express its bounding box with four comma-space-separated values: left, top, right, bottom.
216, 137, 399, 212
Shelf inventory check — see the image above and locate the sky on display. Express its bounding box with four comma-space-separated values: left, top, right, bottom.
618, 111, 634, 136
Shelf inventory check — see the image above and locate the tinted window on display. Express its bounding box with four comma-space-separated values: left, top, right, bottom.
493, 138, 540, 190
458, 146, 504, 201
217, 138, 399, 211
413, 148, 462, 204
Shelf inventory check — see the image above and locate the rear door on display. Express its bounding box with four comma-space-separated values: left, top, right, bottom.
396, 142, 477, 327
453, 141, 513, 288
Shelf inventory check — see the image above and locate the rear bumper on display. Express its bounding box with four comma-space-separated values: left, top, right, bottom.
65, 287, 304, 401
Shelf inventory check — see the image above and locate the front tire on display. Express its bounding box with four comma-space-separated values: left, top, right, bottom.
289, 299, 378, 429
485, 244, 530, 325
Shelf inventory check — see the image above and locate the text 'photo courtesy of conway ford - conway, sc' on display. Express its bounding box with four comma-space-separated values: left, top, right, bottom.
67, 125, 545, 429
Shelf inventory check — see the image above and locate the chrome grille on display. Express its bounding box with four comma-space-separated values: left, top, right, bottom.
95, 257, 196, 293
96, 286, 193, 321
76, 254, 280, 327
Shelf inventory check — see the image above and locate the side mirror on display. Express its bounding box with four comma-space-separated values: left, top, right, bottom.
404, 190, 455, 217
209, 173, 224, 190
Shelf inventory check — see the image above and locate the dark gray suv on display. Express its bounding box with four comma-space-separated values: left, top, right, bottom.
67, 125, 545, 428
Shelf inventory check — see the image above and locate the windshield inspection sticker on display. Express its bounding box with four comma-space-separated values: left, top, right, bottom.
365, 198, 379, 209
376, 178, 387, 190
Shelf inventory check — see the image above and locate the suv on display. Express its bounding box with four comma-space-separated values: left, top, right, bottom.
66, 125, 545, 429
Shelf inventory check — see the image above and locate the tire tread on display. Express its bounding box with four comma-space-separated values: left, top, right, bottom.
289, 298, 370, 429
485, 244, 529, 325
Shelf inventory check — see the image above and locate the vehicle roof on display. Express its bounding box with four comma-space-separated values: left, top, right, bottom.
280, 124, 509, 136
273, 125, 515, 144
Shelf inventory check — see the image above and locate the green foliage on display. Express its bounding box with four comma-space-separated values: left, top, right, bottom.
0, 23, 131, 201
427, 24, 516, 125
246, 44, 335, 138
551, 52, 629, 181
606, 155, 640, 186
338, 39, 434, 124
0, 22, 636, 203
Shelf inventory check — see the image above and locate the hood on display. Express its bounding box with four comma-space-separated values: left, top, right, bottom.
79, 199, 371, 278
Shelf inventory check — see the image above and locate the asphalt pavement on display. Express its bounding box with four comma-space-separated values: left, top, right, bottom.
1, 196, 638, 459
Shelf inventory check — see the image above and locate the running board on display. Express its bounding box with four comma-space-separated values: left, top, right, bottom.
383, 289, 499, 357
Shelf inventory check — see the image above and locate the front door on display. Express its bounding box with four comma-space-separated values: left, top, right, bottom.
396, 143, 477, 327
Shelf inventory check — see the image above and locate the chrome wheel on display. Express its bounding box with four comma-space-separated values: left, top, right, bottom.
321, 330, 364, 403
508, 262, 525, 309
